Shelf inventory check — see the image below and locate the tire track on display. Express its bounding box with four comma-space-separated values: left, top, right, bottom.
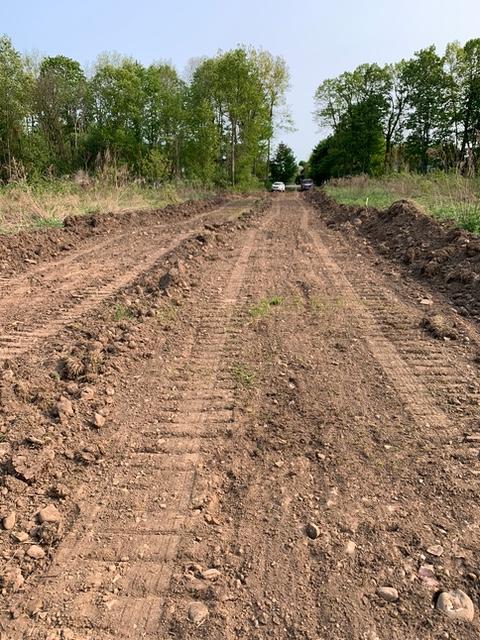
0, 200, 254, 361
4, 210, 270, 640
300, 199, 452, 433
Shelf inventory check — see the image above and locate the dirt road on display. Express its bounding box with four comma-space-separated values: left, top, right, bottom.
1, 193, 480, 639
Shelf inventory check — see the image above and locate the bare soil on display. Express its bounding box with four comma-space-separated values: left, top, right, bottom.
1, 192, 480, 639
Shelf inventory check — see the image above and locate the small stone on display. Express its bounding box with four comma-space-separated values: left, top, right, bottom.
346, 540, 356, 555
427, 544, 444, 557
418, 564, 440, 590
27, 545, 46, 559
56, 396, 74, 417
12, 531, 29, 543
377, 586, 399, 602
305, 523, 320, 540
188, 601, 209, 625
202, 568, 221, 581
436, 589, 474, 622
38, 504, 61, 524
105, 386, 115, 396
93, 413, 106, 428
419, 298, 434, 306
2, 512, 16, 530
0, 567, 24, 592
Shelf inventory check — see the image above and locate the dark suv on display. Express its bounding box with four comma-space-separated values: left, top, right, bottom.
300, 179, 314, 191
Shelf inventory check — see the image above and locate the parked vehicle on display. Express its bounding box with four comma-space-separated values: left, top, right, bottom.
300, 179, 314, 191
271, 181, 286, 192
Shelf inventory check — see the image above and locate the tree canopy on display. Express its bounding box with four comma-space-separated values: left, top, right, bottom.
0, 37, 290, 186
311, 39, 480, 179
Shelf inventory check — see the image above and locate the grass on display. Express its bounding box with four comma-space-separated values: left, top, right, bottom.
308, 295, 345, 314
325, 173, 480, 234
232, 363, 256, 387
112, 303, 133, 322
249, 295, 283, 319
156, 302, 178, 326
0, 175, 215, 234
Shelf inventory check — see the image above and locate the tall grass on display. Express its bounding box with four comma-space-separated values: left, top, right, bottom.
0, 174, 215, 234
325, 173, 480, 234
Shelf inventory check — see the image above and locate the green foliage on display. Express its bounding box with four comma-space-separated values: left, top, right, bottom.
249, 295, 283, 319
326, 173, 480, 234
312, 39, 480, 177
113, 303, 133, 321
232, 363, 256, 387
0, 36, 289, 189
270, 143, 297, 183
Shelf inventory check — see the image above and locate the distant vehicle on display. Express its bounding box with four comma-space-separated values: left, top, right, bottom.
271, 181, 285, 192
300, 179, 314, 191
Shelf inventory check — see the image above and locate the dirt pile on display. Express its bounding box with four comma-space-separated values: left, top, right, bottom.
306, 189, 480, 318
0, 194, 227, 276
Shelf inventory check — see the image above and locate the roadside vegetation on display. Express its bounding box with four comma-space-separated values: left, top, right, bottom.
300, 38, 480, 233
0, 36, 291, 231
307, 39, 480, 181
0, 176, 209, 233
325, 173, 480, 234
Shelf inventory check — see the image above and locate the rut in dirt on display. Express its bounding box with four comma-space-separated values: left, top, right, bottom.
2, 193, 480, 640
0, 199, 253, 360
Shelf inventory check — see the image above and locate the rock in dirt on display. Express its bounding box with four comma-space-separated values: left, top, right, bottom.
377, 586, 399, 602
2, 512, 16, 530
305, 523, 320, 540
421, 315, 458, 340
426, 544, 444, 557
418, 564, 440, 590
11, 447, 55, 483
345, 540, 356, 555
0, 567, 24, 593
38, 504, 61, 524
12, 531, 28, 543
188, 601, 209, 625
202, 568, 221, 581
93, 413, 106, 428
27, 545, 46, 559
56, 395, 74, 417
436, 589, 474, 622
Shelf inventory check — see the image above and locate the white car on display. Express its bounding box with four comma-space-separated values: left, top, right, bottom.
271, 181, 285, 192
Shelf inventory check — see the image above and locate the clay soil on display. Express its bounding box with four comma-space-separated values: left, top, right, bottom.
1, 192, 480, 640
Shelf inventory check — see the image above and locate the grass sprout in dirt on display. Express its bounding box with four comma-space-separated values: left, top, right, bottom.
326, 173, 480, 234
248, 295, 283, 318
232, 363, 256, 387
112, 303, 134, 322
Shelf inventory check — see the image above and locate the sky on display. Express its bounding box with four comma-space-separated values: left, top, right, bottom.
1, 0, 480, 160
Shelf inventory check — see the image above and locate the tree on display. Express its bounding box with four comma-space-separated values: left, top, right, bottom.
270, 143, 297, 183
142, 63, 186, 178
401, 46, 449, 172
249, 49, 290, 179
0, 36, 30, 179
35, 55, 87, 171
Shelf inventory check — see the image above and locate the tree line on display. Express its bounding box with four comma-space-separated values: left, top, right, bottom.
309, 39, 480, 183
0, 36, 290, 186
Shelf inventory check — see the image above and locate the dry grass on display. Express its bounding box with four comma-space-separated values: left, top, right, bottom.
326, 173, 480, 234
0, 178, 214, 234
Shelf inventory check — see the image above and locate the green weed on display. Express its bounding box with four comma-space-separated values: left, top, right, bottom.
249, 295, 283, 319
113, 304, 133, 321
232, 363, 256, 387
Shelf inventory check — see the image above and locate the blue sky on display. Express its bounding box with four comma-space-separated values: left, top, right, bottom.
1, 0, 479, 160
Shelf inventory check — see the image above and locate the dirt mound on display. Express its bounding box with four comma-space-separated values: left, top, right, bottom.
421, 314, 459, 339
306, 190, 480, 318
0, 195, 227, 276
